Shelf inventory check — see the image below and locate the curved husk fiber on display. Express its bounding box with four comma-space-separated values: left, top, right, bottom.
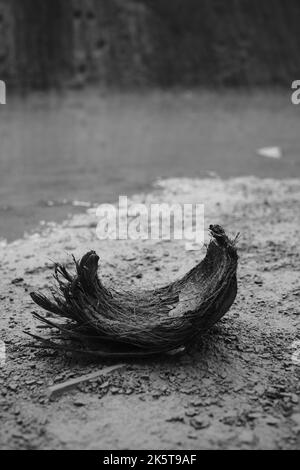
29, 225, 238, 358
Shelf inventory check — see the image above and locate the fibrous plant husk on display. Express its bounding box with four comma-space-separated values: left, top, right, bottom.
29, 225, 238, 358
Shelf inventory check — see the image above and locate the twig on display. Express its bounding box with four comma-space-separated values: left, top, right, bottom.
48, 364, 126, 398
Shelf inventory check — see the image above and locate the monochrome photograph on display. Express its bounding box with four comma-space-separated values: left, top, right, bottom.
0, 0, 299, 453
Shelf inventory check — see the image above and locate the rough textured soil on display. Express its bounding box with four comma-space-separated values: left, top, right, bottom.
0, 177, 299, 450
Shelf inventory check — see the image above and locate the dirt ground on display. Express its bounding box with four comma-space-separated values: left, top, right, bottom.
0, 176, 299, 450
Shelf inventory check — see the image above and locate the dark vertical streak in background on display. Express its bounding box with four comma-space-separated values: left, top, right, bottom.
1, 0, 300, 89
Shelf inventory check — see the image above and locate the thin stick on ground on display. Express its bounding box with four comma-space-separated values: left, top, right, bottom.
48, 364, 126, 398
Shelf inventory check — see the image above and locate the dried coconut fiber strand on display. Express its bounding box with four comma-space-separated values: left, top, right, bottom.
29, 225, 238, 358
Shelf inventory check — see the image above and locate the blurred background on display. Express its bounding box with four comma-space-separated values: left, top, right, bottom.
0, 0, 300, 241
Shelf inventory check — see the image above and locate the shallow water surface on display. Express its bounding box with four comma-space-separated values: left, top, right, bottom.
0, 90, 299, 241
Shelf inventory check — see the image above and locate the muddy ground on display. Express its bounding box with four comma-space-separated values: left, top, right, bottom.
0, 176, 299, 450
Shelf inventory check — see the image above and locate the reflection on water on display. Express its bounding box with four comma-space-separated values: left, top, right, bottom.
0, 90, 299, 241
